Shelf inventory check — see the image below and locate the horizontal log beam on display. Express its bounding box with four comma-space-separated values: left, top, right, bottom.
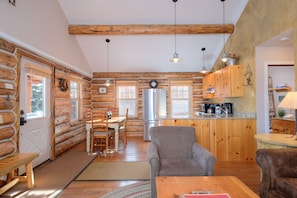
68, 24, 234, 35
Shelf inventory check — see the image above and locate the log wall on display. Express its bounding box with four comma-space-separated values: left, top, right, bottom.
92, 72, 208, 137
0, 50, 18, 159
0, 37, 91, 160
53, 69, 91, 157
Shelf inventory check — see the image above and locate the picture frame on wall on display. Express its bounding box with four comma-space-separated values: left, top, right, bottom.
99, 87, 107, 94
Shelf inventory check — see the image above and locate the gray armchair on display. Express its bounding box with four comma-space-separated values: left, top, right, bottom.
147, 126, 216, 198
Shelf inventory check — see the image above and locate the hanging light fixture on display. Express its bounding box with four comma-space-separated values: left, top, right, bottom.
221, 0, 228, 62
170, 0, 182, 63
105, 38, 111, 87
200, 47, 210, 74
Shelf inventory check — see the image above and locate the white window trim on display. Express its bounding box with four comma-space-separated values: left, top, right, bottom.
169, 80, 193, 117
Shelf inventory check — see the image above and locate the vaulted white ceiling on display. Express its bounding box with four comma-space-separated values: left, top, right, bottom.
57, 0, 248, 73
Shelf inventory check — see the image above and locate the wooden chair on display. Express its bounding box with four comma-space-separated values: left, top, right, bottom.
90, 108, 115, 154
119, 108, 129, 147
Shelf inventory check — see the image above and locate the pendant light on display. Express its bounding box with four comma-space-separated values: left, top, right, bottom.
221, 0, 228, 62
170, 0, 182, 63
105, 38, 111, 87
200, 47, 209, 74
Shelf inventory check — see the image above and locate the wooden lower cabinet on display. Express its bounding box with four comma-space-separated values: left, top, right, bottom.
162, 118, 256, 161
271, 118, 295, 134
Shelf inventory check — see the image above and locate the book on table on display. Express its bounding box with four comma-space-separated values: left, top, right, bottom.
182, 193, 231, 198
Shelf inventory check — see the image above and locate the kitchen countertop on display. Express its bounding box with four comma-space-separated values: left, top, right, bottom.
255, 133, 297, 148
164, 112, 256, 120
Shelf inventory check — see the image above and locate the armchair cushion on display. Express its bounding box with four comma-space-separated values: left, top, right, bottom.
159, 158, 206, 176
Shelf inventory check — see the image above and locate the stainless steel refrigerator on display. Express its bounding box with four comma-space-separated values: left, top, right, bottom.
143, 88, 166, 141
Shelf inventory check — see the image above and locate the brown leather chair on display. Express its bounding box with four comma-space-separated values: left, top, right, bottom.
90, 108, 115, 154
256, 148, 297, 198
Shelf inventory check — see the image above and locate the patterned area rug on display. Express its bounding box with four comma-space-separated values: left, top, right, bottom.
101, 181, 151, 198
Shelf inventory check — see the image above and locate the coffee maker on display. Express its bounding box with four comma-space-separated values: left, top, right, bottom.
222, 103, 233, 115
202, 103, 233, 115
202, 103, 216, 114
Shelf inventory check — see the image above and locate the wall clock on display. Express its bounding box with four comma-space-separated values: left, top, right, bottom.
99, 87, 107, 94
149, 80, 158, 88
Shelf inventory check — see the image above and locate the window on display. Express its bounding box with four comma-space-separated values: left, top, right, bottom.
24, 62, 51, 119
170, 81, 192, 117
26, 74, 46, 119
70, 80, 81, 121
116, 81, 137, 117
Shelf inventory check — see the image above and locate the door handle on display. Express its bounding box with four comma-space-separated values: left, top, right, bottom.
20, 110, 27, 125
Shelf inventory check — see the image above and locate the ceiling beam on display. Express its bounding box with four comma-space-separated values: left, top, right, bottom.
68, 24, 234, 35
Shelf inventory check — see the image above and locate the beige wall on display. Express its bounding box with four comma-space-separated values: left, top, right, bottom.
212, 0, 296, 127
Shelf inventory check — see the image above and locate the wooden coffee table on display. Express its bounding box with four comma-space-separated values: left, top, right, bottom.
156, 176, 259, 198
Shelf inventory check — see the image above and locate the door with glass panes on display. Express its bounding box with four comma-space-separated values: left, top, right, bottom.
19, 58, 51, 170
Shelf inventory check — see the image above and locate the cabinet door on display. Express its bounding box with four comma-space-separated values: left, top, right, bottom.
240, 119, 256, 161
228, 119, 241, 161
229, 65, 244, 97
214, 70, 223, 98
194, 120, 210, 150
210, 119, 228, 161
203, 73, 215, 98
221, 66, 231, 97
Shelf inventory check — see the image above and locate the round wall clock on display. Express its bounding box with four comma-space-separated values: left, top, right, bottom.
149, 80, 158, 88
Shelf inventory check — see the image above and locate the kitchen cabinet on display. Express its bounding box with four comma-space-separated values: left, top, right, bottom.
214, 70, 223, 97
202, 73, 215, 98
162, 118, 256, 161
221, 65, 243, 97
203, 65, 244, 98
271, 118, 295, 135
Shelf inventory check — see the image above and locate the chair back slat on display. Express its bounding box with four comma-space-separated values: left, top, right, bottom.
91, 108, 109, 131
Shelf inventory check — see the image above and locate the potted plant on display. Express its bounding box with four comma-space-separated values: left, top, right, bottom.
278, 109, 285, 118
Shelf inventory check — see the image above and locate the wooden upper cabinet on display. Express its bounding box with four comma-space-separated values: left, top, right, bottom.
214, 70, 223, 98
221, 65, 244, 97
202, 73, 215, 98
203, 65, 243, 98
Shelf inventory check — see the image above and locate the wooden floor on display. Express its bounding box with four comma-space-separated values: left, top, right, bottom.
59, 136, 260, 198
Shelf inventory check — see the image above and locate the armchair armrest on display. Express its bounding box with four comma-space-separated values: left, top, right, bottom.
192, 143, 216, 176
147, 142, 160, 198
256, 148, 297, 197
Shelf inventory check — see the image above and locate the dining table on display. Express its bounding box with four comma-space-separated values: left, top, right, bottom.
85, 116, 126, 154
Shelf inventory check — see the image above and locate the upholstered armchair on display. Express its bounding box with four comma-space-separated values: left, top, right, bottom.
147, 126, 216, 198
256, 148, 297, 198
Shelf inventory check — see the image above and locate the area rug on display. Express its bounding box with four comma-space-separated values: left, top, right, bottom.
76, 161, 150, 181
101, 181, 151, 198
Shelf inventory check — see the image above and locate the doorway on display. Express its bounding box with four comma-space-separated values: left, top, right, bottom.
256, 29, 295, 133
19, 58, 52, 171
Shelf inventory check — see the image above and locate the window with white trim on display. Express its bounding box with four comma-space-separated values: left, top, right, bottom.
170, 81, 192, 117
70, 80, 81, 121
116, 81, 137, 117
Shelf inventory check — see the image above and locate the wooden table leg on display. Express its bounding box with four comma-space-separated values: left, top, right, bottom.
25, 162, 34, 188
